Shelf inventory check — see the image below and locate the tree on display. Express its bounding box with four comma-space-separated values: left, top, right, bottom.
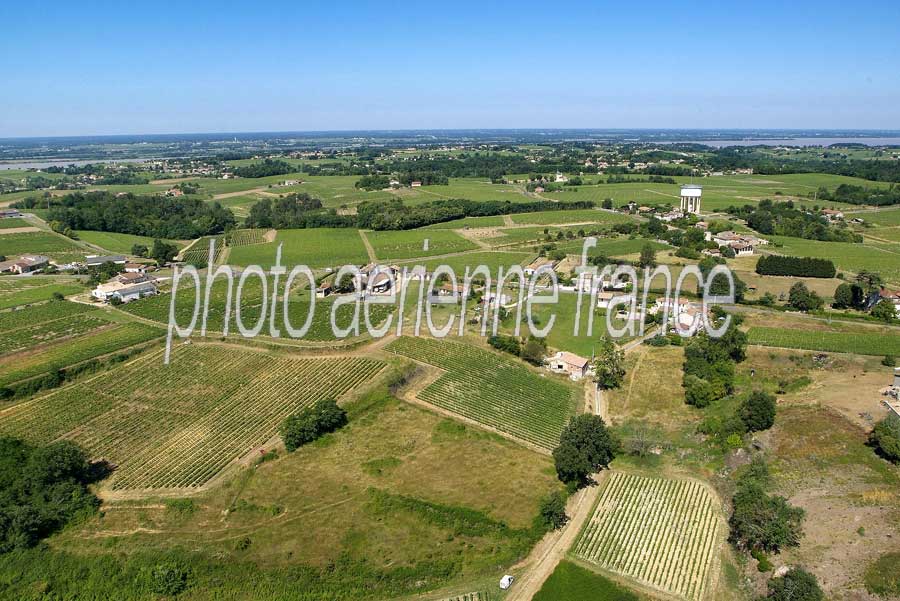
279, 398, 348, 452
870, 413, 900, 462
787, 282, 823, 312
855, 270, 884, 294
150, 239, 178, 266
520, 337, 547, 366
638, 243, 657, 269
871, 299, 897, 323
552, 415, 617, 487
591, 337, 626, 390
536, 491, 568, 530
740, 390, 777, 432
684, 374, 718, 408
883, 355, 897, 367
131, 244, 149, 258
765, 567, 824, 601
832, 283, 854, 309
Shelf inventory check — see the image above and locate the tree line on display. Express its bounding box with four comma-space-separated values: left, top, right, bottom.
755, 255, 837, 278
727, 199, 861, 243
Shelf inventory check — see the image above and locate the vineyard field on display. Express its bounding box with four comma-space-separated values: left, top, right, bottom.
0, 231, 84, 262
181, 235, 225, 265
0, 301, 111, 355
365, 229, 478, 260
227, 228, 269, 247
574, 472, 722, 601
385, 337, 575, 449
0, 344, 385, 490
0, 278, 85, 309
0, 322, 163, 387
747, 326, 900, 356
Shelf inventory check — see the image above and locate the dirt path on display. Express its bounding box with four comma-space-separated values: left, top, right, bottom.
506, 471, 608, 601
0, 226, 40, 234
502, 214, 515, 226
212, 187, 270, 200
358, 230, 377, 262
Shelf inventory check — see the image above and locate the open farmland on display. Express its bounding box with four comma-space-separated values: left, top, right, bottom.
0, 231, 84, 261
509, 209, 633, 226
228, 228, 369, 268
0, 278, 85, 309
386, 337, 576, 449
574, 472, 723, 601
0, 217, 31, 229
766, 235, 900, 283
121, 277, 395, 341
0, 344, 385, 490
0, 321, 162, 387
365, 229, 478, 260
402, 250, 535, 275
747, 326, 900, 356
74, 230, 183, 255
181, 235, 225, 264
557, 236, 669, 257
0, 300, 111, 355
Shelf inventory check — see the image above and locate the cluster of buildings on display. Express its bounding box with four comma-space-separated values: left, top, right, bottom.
90, 261, 158, 303
0, 254, 49, 274
704, 230, 769, 257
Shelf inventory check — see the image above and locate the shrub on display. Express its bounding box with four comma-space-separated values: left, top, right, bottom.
883, 355, 897, 367
788, 282, 824, 312
870, 414, 900, 463
147, 562, 190, 596
765, 567, 824, 601
536, 491, 569, 531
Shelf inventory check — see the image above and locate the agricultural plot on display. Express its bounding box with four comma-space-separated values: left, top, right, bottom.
386, 337, 576, 449
0, 231, 84, 262
574, 472, 722, 601
557, 236, 669, 257
366, 229, 478, 260
853, 207, 900, 227
747, 326, 900, 356
0, 301, 110, 355
0, 344, 385, 490
422, 215, 506, 229
74, 230, 182, 255
228, 228, 369, 268
405, 251, 535, 275
766, 236, 900, 284
0, 218, 31, 229
227, 228, 269, 246
120, 276, 395, 341
433, 593, 492, 601
181, 235, 225, 265
0, 278, 84, 310
509, 209, 633, 226
0, 321, 163, 387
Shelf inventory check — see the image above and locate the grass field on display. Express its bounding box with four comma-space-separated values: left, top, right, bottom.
399, 250, 536, 275
0, 231, 84, 261
556, 237, 670, 258
386, 337, 576, 449
747, 326, 900, 356
74, 230, 183, 255
574, 472, 722, 601
422, 215, 507, 229
228, 228, 369, 268
0, 218, 31, 229
0, 344, 385, 490
0, 321, 163, 387
766, 235, 900, 283
534, 561, 640, 601
853, 207, 900, 226
0, 278, 85, 309
365, 229, 478, 260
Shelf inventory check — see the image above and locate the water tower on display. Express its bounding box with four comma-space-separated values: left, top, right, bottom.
680, 184, 702, 215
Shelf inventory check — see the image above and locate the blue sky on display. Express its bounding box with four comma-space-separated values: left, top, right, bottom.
2, 0, 899, 137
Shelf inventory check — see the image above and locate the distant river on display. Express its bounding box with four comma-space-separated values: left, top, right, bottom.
679, 137, 900, 148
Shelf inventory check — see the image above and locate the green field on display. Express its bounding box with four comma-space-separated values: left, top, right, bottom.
121, 276, 394, 341
0, 278, 85, 309
365, 229, 478, 260
853, 207, 900, 227
0, 300, 110, 355
0, 231, 84, 261
386, 337, 576, 449
74, 230, 183, 255
534, 561, 639, 601
557, 237, 670, 258
509, 209, 633, 226
0, 321, 163, 387
766, 235, 900, 283
228, 228, 368, 268
422, 215, 507, 229
0, 218, 32, 229
574, 472, 722, 601
747, 326, 900, 356
0, 344, 385, 490
398, 251, 536, 276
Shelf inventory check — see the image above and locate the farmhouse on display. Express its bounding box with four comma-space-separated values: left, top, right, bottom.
821, 208, 844, 221
0, 254, 50, 274
524, 257, 556, 277
547, 351, 590, 380
123, 262, 151, 274
709, 231, 768, 255
878, 288, 900, 315
166, 187, 184, 197
316, 281, 332, 298
410, 181, 422, 188
91, 279, 158, 303
86, 254, 127, 267
117, 272, 152, 285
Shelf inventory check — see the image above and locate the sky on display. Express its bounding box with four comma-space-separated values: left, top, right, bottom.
2, 0, 899, 137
